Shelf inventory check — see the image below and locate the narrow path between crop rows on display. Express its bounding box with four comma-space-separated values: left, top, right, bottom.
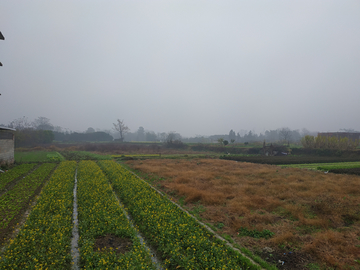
71, 169, 80, 270
71, 161, 163, 269
109, 182, 164, 270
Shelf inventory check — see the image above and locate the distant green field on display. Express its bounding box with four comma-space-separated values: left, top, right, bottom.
15, 151, 65, 162
60, 151, 113, 160
281, 161, 360, 171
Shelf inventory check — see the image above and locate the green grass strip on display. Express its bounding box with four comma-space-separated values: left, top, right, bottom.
15, 151, 50, 162
0, 161, 76, 269
0, 163, 56, 229
99, 160, 261, 270
282, 161, 360, 170
77, 160, 156, 269
0, 163, 37, 190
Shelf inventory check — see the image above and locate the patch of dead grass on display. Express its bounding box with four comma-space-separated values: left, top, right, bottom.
126, 159, 360, 269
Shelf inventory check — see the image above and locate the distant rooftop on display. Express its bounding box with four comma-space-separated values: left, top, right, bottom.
0, 126, 16, 131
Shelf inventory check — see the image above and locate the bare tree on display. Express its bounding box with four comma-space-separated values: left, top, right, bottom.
8, 116, 33, 130
279, 127, 292, 143
157, 132, 167, 142
113, 119, 129, 142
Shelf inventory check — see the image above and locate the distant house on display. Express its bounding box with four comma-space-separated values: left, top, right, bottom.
262, 143, 289, 156
318, 132, 360, 141
0, 126, 16, 165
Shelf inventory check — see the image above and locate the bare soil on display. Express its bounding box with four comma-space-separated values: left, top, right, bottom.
126, 159, 360, 270
93, 234, 132, 254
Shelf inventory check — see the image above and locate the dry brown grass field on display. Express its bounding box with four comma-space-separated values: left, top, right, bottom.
126, 159, 360, 270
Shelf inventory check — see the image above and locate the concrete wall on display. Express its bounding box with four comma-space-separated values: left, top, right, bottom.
0, 132, 15, 165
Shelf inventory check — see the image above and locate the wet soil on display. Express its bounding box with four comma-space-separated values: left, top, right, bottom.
93, 234, 133, 254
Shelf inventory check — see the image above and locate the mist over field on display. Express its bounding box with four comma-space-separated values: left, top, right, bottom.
1, 1, 360, 137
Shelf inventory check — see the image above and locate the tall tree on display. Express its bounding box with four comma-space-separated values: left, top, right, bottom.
86, 127, 95, 133
136, 126, 145, 141
113, 119, 129, 142
146, 131, 157, 141
229, 129, 236, 142
33, 117, 53, 130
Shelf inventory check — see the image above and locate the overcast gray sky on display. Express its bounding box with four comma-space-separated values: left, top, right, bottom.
1, 1, 360, 137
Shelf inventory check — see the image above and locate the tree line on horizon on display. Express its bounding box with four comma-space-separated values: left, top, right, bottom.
3, 116, 357, 147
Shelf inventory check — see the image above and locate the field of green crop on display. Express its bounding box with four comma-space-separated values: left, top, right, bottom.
0, 161, 76, 269
0, 163, 56, 230
0, 159, 265, 269
14, 151, 65, 162
0, 163, 36, 190
77, 160, 155, 269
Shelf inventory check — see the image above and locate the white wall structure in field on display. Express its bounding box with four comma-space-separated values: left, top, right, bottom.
0, 126, 15, 165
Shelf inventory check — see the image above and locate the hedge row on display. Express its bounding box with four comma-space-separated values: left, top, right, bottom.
220, 155, 360, 165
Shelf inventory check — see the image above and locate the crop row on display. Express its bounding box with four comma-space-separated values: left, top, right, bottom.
0, 163, 56, 230
0, 163, 37, 191
77, 160, 156, 269
99, 160, 259, 270
0, 161, 77, 269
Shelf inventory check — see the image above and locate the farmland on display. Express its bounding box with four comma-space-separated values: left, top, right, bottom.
0, 163, 36, 191
125, 158, 360, 269
14, 151, 65, 163
1, 148, 360, 269
99, 160, 261, 270
0, 158, 265, 269
77, 160, 156, 269
0, 161, 76, 269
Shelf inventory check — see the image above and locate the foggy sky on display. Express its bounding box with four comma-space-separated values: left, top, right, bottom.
1, 1, 360, 137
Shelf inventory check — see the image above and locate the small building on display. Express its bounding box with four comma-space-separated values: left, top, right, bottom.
0, 126, 16, 165
262, 143, 289, 156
